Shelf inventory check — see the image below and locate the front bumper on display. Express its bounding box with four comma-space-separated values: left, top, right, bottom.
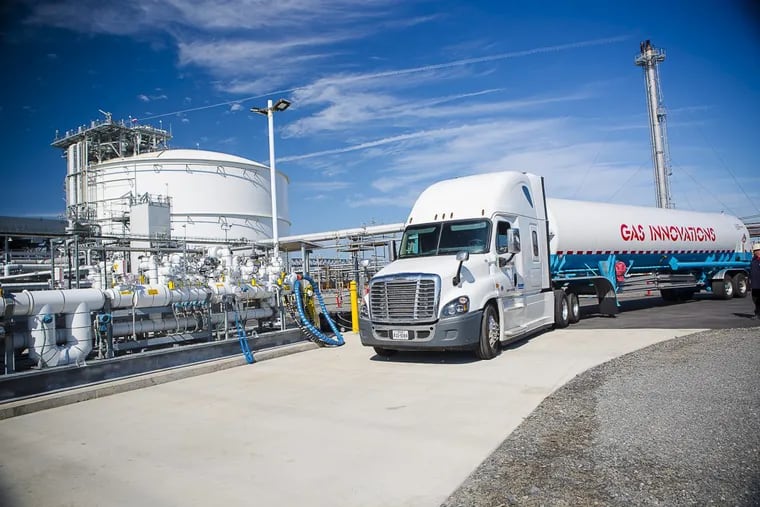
359, 310, 483, 351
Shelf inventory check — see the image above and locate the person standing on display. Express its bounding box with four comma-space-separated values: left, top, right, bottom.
751, 242, 760, 319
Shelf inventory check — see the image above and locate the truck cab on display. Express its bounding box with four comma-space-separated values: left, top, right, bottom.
359, 172, 563, 359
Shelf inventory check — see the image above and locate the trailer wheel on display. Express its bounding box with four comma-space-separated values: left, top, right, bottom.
732, 273, 748, 298
712, 275, 734, 300
373, 347, 397, 357
475, 304, 500, 360
567, 292, 581, 324
553, 290, 570, 329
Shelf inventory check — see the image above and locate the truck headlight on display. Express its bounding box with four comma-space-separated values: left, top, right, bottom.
360, 302, 369, 318
441, 296, 469, 317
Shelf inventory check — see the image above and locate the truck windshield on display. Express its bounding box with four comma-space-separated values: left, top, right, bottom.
398, 219, 491, 258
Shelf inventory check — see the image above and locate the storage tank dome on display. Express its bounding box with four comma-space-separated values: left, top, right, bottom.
89, 149, 289, 242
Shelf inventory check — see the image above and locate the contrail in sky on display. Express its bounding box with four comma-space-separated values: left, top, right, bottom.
280, 127, 461, 162
140, 35, 628, 121
324, 35, 629, 84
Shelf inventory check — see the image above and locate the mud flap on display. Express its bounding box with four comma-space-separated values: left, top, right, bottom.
594, 280, 619, 316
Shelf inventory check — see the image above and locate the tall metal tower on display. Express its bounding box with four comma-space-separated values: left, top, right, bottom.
635, 40, 673, 209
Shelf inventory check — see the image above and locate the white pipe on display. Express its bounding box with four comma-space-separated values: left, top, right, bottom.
57, 302, 93, 365
111, 306, 273, 337
27, 304, 56, 367
12, 289, 105, 316
102, 285, 210, 309
4, 259, 61, 271
104, 287, 133, 308
208, 282, 272, 300
27, 303, 93, 367
0, 263, 94, 272
0, 271, 52, 281
213, 307, 272, 326
112, 314, 198, 337
149, 255, 159, 285
259, 222, 405, 246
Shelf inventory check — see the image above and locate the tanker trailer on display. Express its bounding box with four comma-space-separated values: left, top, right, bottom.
547, 198, 752, 317
359, 171, 751, 359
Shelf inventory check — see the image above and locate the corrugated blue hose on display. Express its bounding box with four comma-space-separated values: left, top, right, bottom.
234, 308, 255, 363
295, 274, 345, 346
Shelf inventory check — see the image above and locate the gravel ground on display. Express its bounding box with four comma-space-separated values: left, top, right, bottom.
443, 328, 760, 506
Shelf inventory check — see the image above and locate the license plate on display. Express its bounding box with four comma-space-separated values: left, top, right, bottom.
391, 330, 409, 340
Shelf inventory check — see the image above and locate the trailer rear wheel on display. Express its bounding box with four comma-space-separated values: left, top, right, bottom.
567, 292, 581, 324
732, 273, 748, 298
712, 276, 734, 300
373, 347, 397, 357
475, 304, 500, 360
553, 290, 570, 329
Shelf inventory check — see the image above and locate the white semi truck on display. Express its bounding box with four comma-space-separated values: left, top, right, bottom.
359, 171, 752, 359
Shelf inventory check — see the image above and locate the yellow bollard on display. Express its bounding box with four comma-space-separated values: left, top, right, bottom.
349, 280, 359, 333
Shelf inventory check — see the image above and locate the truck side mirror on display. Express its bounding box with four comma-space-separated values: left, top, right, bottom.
452, 251, 469, 286
496, 234, 508, 253
507, 229, 521, 254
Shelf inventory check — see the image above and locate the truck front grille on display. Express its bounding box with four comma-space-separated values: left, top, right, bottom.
369, 275, 439, 323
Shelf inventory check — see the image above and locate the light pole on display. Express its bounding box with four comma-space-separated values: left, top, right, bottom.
251, 98, 291, 260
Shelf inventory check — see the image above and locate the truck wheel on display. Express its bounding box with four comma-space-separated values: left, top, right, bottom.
567, 292, 580, 324
373, 347, 397, 357
553, 290, 570, 329
712, 276, 734, 300
475, 304, 500, 360
732, 273, 748, 298
660, 288, 678, 301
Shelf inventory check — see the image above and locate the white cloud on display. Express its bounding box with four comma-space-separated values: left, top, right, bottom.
294, 181, 351, 192
176, 37, 346, 80
24, 0, 396, 34
138, 93, 167, 102
23, 0, 414, 94
229, 103, 243, 112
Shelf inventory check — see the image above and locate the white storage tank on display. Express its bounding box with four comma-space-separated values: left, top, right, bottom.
88, 149, 290, 242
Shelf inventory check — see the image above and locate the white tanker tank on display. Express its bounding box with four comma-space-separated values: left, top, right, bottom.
546, 198, 749, 272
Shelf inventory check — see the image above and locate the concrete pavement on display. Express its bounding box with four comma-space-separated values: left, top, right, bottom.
0, 328, 703, 507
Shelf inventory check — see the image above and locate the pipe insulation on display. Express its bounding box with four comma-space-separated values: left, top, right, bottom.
103, 286, 211, 309
11, 289, 105, 316
110, 306, 273, 338
207, 282, 272, 300
27, 302, 92, 367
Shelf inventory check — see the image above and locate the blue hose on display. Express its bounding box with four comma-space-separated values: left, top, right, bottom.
294, 274, 345, 346
233, 308, 255, 364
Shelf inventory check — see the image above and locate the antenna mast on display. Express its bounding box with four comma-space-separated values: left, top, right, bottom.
635, 40, 673, 209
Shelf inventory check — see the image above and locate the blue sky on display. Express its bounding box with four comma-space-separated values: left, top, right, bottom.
1, 0, 759, 235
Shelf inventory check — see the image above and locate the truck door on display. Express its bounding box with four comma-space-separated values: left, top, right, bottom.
494, 219, 525, 332
525, 223, 545, 323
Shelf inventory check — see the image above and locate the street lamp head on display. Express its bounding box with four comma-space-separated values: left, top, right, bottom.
273, 98, 291, 112
250, 107, 268, 116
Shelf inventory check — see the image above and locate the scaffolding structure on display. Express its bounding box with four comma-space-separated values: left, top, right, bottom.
51, 111, 172, 221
